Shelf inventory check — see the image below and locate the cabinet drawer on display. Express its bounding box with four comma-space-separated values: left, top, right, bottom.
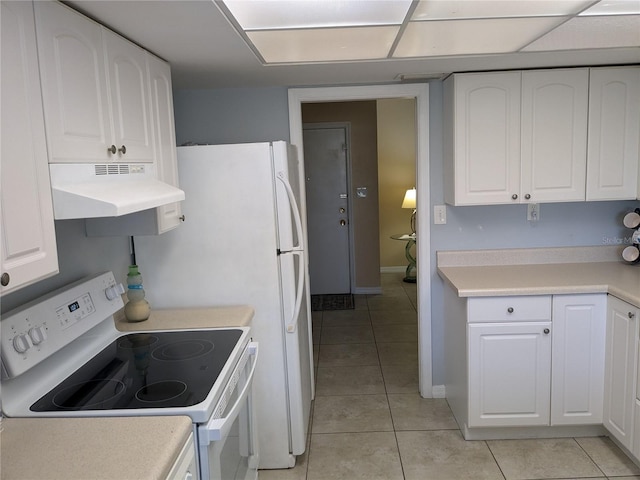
468, 296, 552, 323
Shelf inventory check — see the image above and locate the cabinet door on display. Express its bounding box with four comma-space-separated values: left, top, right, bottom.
34, 1, 113, 163
586, 67, 640, 201
468, 322, 552, 427
103, 29, 154, 163
551, 295, 606, 425
1, 1, 58, 295
521, 69, 588, 203
444, 72, 521, 205
147, 53, 183, 233
603, 296, 638, 450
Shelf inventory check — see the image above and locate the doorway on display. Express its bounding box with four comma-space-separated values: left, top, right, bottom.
288, 84, 432, 397
303, 124, 352, 295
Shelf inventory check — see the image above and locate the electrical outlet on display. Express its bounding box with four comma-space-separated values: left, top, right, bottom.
527, 203, 540, 222
434, 205, 447, 224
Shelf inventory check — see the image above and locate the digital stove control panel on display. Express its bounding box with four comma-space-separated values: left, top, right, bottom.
1, 272, 124, 379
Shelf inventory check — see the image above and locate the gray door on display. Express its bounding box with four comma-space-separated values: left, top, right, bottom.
303, 126, 351, 295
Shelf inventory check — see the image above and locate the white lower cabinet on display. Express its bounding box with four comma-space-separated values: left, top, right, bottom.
468, 321, 551, 427
465, 294, 606, 429
551, 295, 606, 425
604, 295, 639, 451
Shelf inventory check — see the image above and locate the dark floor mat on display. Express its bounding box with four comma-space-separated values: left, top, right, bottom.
311, 294, 355, 311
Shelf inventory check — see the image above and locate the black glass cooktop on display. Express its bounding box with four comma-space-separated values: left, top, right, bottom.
31, 329, 243, 412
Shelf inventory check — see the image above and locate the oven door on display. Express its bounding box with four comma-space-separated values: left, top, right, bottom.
198, 341, 259, 480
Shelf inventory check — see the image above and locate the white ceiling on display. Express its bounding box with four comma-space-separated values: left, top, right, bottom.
65, 0, 640, 89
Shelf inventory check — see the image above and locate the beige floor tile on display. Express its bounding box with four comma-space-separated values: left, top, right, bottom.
321, 309, 371, 327
575, 436, 640, 476
307, 432, 404, 480
487, 438, 603, 480
373, 324, 418, 343
353, 295, 369, 310
367, 295, 415, 311
397, 430, 504, 480
312, 325, 321, 345
315, 365, 385, 396
388, 394, 459, 431
370, 309, 417, 325
313, 343, 319, 367
318, 343, 379, 367
311, 394, 392, 433
377, 342, 418, 366
382, 365, 419, 393
311, 311, 322, 326
320, 325, 374, 344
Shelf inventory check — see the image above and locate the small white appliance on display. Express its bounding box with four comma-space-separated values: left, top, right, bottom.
1, 272, 259, 480
134, 141, 314, 469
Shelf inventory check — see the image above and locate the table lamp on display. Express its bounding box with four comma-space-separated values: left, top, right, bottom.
402, 188, 416, 234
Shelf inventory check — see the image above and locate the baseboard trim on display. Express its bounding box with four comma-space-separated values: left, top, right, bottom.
432, 385, 446, 398
354, 286, 383, 295
380, 266, 406, 273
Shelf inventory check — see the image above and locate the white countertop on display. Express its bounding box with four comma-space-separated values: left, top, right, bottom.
437, 246, 640, 308
0, 416, 193, 480
115, 305, 254, 331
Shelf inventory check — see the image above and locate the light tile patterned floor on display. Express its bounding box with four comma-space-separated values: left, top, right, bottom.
258, 272, 640, 480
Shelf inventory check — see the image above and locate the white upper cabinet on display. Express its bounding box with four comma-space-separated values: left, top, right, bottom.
444, 71, 521, 205
1, 1, 59, 295
103, 28, 154, 163
445, 68, 596, 206
147, 53, 183, 233
586, 67, 640, 201
521, 69, 589, 203
34, 1, 153, 163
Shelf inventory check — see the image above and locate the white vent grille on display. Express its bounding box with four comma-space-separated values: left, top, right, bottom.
95, 164, 131, 176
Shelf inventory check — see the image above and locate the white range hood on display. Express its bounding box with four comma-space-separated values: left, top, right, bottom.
49, 163, 185, 220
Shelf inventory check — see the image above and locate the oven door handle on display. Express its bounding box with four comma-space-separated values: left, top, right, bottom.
199, 342, 258, 445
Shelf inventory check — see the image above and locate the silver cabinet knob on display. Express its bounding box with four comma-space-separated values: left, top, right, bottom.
629, 312, 636, 319
543, 328, 550, 334
1, 272, 9, 286
118, 145, 127, 154
507, 307, 514, 313
107, 145, 117, 154
511, 194, 518, 200
179, 215, 186, 222
340, 219, 347, 226
525, 194, 531, 200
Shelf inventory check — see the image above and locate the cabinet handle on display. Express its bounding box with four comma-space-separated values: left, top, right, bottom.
543, 328, 550, 334
525, 194, 531, 200
629, 312, 636, 319
1, 272, 9, 287
107, 145, 117, 154
179, 215, 186, 222
507, 307, 514, 313
511, 194, 518, 200
118, 145, 127, 155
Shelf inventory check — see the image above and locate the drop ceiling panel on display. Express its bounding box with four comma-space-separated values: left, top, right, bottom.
224, 0, 412, 29
248, 26, 400, 63
523, 14, 640, 50
394, 17, 569, 57
411, 0, 594, 20
580, 0, 640, 15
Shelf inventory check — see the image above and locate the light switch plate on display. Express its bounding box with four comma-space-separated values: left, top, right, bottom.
527, 203, 540, 221
434, 205, 447, 224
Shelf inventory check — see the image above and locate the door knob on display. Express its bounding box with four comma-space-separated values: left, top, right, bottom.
340, 219, 346, 226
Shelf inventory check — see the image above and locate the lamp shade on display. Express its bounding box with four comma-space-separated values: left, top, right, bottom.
401, 188, 416, 209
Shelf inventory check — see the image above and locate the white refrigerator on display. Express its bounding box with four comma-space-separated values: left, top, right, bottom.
135, 141, 314, 469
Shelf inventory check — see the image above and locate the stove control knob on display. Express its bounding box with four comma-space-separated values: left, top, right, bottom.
13, 333, 33, 354
105, 283, 125, 301
29, 326, 47, 345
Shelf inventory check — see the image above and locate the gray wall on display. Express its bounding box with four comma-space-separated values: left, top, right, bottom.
173, 83, 638, 386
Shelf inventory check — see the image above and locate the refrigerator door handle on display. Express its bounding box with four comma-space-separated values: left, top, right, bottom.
276, 171, 304, 252
286, 250, 305, 333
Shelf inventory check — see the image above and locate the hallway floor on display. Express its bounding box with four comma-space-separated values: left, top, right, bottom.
259, 272, 640, 480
